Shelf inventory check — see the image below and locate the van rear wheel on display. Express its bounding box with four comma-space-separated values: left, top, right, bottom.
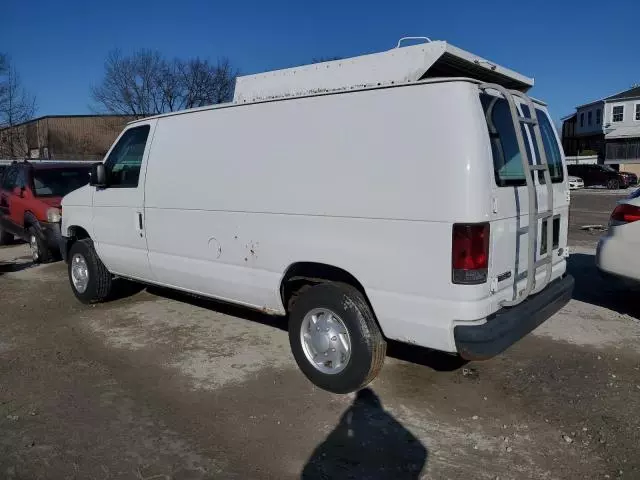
288, 282, 386, 394
68, 239, 113, 304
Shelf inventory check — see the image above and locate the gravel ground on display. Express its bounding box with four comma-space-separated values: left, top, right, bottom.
0, 190, 639, 479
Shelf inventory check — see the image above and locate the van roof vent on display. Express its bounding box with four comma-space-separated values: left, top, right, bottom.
233, 39, 534, 103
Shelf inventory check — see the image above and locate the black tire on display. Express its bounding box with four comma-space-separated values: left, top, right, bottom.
27, 226, 52, 264
0, 225, 12, 245
288, 282, 386, 394
607, 179, 620, 190
68, 238, 113, 304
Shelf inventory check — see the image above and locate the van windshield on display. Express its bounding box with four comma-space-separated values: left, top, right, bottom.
32, 168, 91, 197
481, 94, 564, 186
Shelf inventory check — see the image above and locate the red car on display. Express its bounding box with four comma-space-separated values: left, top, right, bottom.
0, 161, 91, 262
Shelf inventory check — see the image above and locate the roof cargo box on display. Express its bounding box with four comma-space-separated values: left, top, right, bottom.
233, 39, 534, 103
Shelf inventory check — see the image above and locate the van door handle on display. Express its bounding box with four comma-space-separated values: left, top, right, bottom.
137, 212, 143, 237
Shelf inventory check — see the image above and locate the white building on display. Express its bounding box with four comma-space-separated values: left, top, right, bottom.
561, 86, 640, 175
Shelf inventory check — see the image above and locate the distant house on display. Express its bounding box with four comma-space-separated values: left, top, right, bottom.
0, 115, 135, 160
560, 112, 578, 157
561, 86, 640, 175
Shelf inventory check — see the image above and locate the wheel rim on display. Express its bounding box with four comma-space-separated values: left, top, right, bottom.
29, 235, 39, 261
300, 308, 351, 374
71, 253, 90, 293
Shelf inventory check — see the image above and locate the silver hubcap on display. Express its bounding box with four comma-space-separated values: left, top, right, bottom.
29, 235, 39, 261
300, 308, 351, 374
71, 254, 89, 293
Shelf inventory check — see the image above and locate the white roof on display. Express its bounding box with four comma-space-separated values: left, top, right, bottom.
233, 40, 534, 103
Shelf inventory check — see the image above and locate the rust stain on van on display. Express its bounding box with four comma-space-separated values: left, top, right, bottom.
247, 241, 259, 258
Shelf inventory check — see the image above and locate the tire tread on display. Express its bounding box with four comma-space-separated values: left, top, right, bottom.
69, 239, 112, 303
288, 281, 386, 393
338, 283, 387, 388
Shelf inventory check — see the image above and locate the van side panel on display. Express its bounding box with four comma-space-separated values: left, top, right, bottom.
144, 82, 493, 352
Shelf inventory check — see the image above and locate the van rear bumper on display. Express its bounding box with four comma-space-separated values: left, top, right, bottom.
454, 275, 574, 360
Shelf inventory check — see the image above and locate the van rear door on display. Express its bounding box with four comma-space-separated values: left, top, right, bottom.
480, 93, 569, 309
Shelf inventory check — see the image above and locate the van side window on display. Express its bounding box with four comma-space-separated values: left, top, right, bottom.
105, 125, 151, 188
481, 94, 531, 187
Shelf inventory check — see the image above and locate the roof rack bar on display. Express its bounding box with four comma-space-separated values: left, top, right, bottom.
518, 116, 538, 125
395, 36, 432, 48
234, 40, 534, 103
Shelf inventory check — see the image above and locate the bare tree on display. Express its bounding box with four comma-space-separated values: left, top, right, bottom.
91, 49, 238, 116
0, 54, 37, 158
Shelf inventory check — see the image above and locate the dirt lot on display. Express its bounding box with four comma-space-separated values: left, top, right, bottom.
568, 189, 628, 248
1, 190, 639, 479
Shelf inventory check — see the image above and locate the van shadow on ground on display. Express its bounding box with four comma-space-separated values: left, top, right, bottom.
0, 254, 33, 276
302, 388, 427, 479
0, 260, 32, 276
568, 253, 640, 320
145, 286, 466, 372
0, 242, 33, 276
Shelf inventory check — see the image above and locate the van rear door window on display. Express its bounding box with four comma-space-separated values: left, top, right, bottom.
481, 94, 563, 186
481, 94, 530, 186
520, 105, 564, 184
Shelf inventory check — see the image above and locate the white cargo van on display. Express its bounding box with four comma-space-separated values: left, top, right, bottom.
60, 39, 574, 393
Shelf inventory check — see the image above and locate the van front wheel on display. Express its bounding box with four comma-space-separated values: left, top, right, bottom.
68, 239, 113, 304
288, 283, 386, 394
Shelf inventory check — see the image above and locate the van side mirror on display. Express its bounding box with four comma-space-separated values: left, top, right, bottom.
12, 186, 24, 197
90, 163, 108, 187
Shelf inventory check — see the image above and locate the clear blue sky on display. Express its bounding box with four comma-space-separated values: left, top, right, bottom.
2, 0, 638, 123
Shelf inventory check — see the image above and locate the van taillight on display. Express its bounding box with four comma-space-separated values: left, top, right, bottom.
611, 204, 640, 223
452, 223, 489, 284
